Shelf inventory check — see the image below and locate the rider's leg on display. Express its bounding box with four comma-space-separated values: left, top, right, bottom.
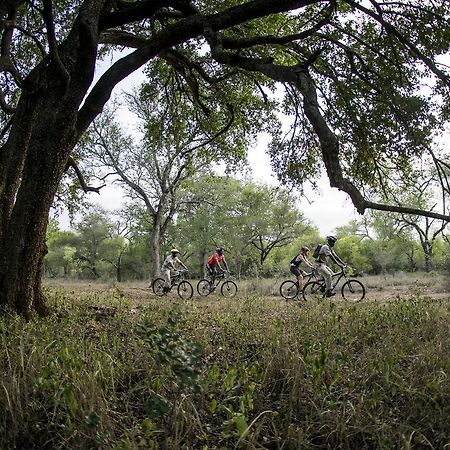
290, 266, 301, 287
162, 269, 171, 294
209, 265, 217, 287
316, 264, 335, 296
298, 271, 307, 290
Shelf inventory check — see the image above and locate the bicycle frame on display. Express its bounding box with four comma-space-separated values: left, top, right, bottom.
169, 269, 188, 289
197, 270, 238, 298
152, 269, 194, 300
208, 269, 228, 286
315, 268, 347, 290
302, 266, 365, 303
303, 271, 318, 284
279, 271, 320, 300
330, 270, 346, 290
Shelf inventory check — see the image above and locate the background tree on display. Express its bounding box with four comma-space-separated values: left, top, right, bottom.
170, 174, 233, 277
237, 183, 309, 271
81, 66, 271, 279
384, 170, 449, 272
74, 207, 115, 279
362, 212, 421, 274
173, 175, 313, 277
45, 220, 79, 277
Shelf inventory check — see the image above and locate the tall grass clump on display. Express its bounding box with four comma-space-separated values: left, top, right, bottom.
1, 285, 449, 449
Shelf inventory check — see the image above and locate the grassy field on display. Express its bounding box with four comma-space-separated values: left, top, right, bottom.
0, 274, 449, 449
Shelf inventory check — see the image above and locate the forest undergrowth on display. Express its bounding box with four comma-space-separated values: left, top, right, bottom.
0, 283, 449, 449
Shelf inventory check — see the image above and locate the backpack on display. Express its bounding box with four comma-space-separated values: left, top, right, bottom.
312, 244, 322, 259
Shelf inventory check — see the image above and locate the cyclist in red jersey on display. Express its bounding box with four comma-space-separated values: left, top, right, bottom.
206, 247, 229, 287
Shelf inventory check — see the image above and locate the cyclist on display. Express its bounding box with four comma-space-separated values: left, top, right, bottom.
315, 235, 346, 297
206, 247, 229, 289
290, 246, 315, 291
161, 248, 188, 294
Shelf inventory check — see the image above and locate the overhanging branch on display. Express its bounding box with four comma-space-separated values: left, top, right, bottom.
205, 23, 450, 223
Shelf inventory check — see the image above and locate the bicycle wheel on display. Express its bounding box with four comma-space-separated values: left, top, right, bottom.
197, 279, 212, 296
221, 280, 237, 298
152, 278, 166, 296
178, 280, 193, 300
302, 281, 325, 302
280, 280, 299, 300
341, 279, 365, 302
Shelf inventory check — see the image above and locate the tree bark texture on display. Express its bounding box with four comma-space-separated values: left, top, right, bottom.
0, 1, 105, 318
149, 220, 162, 280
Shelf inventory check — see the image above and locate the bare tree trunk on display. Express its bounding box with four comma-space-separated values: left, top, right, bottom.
116, 251, 124, 282
149, 224, 161, 280
199, 249, 206, 278
423, 241, 433, 272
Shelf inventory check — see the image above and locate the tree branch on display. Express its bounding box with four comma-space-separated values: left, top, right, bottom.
42, 0, 70, 85
65, 156, 105, 194
344, 0, 450, 86
205, 23, 450, 223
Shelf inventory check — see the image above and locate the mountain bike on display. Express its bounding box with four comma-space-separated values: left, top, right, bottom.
302, 266, 365, 303
152, 269, 193, 300
279, 271, 317, 300
197, 270, 238, 298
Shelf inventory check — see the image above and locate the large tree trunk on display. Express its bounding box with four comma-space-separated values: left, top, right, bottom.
0, 2, 104, 318
0, 111, 85, 318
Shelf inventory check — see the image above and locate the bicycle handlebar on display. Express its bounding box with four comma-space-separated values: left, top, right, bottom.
331, 265, 352, 277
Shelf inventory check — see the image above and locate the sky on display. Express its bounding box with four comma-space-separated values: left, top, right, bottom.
246, 137, 358, 235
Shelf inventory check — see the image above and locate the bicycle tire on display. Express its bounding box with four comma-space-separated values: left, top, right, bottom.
178, 280, 193, 300
152, 278, 166, 296
341, 279, 365, 303
302, 281, 325, 302
221, 280, 237, 298
197, 279, 212, 296
280, 280, 299, 300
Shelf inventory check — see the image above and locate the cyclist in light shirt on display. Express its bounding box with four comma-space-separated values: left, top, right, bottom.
315, 235, 346, 297
161, 248, 188, 294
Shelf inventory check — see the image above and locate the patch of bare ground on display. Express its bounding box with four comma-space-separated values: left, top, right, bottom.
44, 271, 450, 304
362, 272, 450, 301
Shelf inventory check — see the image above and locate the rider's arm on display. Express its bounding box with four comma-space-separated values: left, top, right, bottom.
174, 256, 187, 271
302, 255, 314, 269
330, 251, 345, 267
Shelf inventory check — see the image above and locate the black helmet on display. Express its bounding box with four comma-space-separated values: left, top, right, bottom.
216, 247, 224, 254
326, 235, 337, 244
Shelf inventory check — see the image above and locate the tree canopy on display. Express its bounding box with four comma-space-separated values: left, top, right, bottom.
1, 0, 450, 317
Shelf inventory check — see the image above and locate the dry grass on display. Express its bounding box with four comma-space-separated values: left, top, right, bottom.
0, 275, 448, 449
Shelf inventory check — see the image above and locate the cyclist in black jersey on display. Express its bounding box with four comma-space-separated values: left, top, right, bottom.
290, 246, 314, 291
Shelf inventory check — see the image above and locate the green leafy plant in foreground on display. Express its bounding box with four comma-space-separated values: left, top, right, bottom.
138, 307, 203, 415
